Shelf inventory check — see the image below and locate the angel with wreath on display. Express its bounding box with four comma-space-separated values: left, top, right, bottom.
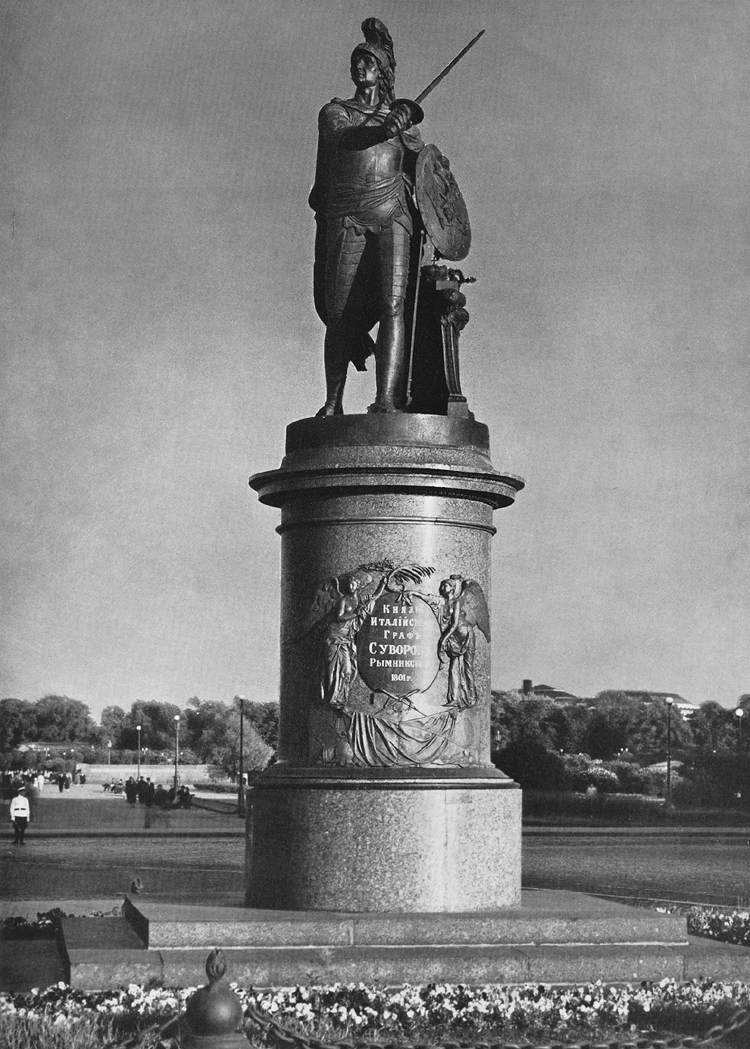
437, 574, 490, 709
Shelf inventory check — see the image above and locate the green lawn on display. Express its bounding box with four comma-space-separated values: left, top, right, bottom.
1, 836, 244, 900
523, 833, 750, 906
2, 831, 750, 906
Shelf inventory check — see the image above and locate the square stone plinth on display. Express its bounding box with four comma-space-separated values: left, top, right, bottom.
246, 771, 522, 912
58, 890, 750, 990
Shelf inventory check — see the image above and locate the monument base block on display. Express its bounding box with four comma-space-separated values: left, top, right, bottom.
61, 890, 750, 991
248, 415, 526, 917
245, 768, 521, 912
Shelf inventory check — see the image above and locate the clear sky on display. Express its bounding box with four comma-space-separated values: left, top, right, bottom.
2, 0, 748, 718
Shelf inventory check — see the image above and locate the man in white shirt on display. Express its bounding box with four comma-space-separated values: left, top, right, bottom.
10, 786, 30, 845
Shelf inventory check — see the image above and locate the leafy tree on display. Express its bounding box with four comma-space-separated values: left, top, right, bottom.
100, 706, 126, 746
690, 701, 735, 753
184, 698, 235, 762
490, 692, 567, 788
587, 765, 620, 793
490, 689, 705, 793
491, 691, 592, 754
677, 752, 750, 808
491, 692, 559, 751
490, 690, 519, 751
0, 698, 36, 752
244, 701, 279, 750
119, 701, 182, 750
582, 709, 629, 759
208, 721, 273, 782
547, 702, 589, 754
605, 758, 661, 795
584, 692, 648, 758
182, 697, 273, 778
34, 695, 99, 743
627, 697, 693, 759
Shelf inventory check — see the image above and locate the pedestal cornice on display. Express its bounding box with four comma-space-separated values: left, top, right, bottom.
249, 415, 524, 510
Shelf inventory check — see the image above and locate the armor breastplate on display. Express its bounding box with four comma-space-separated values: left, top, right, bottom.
335, 135, 404, 184
326, 110, 407, 223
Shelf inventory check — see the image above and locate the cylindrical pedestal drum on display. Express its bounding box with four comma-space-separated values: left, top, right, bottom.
248, 414, 524, 912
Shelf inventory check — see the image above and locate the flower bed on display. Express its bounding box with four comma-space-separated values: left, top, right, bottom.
3, 906, 750, 1047
687, 906, 750, 947
0, 907, 119, 940
1, 978, 749, 1048
0, 910, 63, 940
245, 979, 750, 1040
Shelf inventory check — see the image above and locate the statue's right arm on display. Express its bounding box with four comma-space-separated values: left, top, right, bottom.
319, 100, 405, 152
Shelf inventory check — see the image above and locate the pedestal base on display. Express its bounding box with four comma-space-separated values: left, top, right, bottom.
245, 768, 521, 912
60, 890, 731, 990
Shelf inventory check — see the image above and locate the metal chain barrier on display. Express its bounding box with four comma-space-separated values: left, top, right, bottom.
238, 1002, 750, 1049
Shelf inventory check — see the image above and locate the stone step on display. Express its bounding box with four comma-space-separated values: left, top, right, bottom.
61, 918, 750, 990
65, 937, 750, 991
156, 942, 688, 988
124, 889, 687, 950
61, 935, 687, 990
58, 892, 750, 992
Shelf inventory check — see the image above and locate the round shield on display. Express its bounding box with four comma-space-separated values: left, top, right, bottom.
415, 144, 471, 261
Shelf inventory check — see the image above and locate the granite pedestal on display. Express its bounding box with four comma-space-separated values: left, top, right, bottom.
245, 768, 520, 911
249, 415, 524, 913
62, 890, 750, 991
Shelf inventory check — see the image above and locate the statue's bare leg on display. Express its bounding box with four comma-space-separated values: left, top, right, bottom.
317, 325, 349, 416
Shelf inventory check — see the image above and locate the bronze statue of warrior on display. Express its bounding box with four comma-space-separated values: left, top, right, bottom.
309, 18, 424, 415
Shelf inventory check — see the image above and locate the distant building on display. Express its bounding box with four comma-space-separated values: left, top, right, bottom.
596, 690, 697, 721
520, 680, 579, 702
514, 682, 699, 720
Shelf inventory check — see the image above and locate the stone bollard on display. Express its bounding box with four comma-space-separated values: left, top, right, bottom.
180, 949, 247, 1048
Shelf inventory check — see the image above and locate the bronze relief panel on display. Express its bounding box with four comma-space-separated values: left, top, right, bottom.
297, 560, 489, 768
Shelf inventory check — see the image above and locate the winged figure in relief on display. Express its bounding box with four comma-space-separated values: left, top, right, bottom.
437, 574, 490, 709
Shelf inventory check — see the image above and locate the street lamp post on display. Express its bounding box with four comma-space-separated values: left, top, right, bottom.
173, 714, 180, 791
136, 724, 142, 779
665, 697, 674, 807
736, 708, 745, 751
236, 695, 247, 817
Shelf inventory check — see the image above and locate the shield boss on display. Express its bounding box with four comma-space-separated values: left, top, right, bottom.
415, 144, 471, 261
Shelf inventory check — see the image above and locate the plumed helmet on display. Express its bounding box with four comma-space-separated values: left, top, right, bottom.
352, 18, 396, 104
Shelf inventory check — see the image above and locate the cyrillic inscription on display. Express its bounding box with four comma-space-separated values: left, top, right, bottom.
357, 594, 440, 696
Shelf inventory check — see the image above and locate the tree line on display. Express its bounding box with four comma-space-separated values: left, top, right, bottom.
492, 690, 750, 806
0, 695, 279, 780
3, 690, 748, 802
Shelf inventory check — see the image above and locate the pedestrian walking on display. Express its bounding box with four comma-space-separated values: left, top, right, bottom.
10, 786, 30, 845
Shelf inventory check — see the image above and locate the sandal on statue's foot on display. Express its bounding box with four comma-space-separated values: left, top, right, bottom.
316, 401, 343, 417
367, 400, 400, 414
